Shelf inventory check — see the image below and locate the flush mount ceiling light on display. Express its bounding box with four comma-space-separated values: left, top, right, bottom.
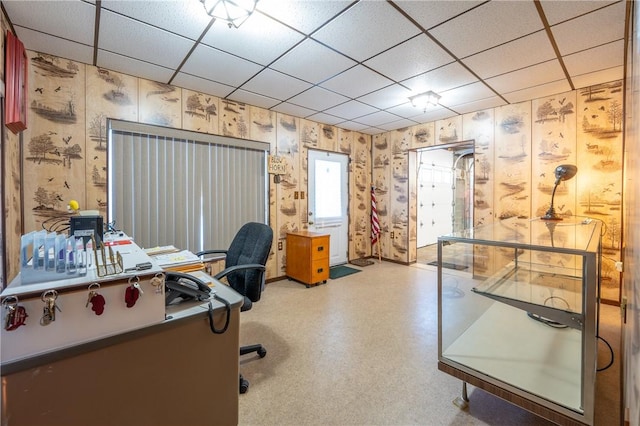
409, 90, 441, 112
201, 0, 259, 28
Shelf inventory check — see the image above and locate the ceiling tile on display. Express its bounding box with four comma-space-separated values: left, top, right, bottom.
338, 121, 373, 132
430, 1, 543, 58
540, 0, 620, 26
200, 12, 304, 66
563, 41, 624, 79
171, 72, 235, 99
439, 82, 498, 108
288, 86, 349, 112
181, 44, 264, 87
269, 39, 357, 84
3, 0, 96, 45
385, 102, 429, 119
377, 118, 420, 132
101, 0, 212, 40
355, 110, 402, 127
484, 60, 566, 95
227, 90, 281, 110
551, 2, 626, 56
256, 0, 352, 35
99, 10, 194, 70
14, 29, 94, 65
306, 112, 343, 126
364, 34, 455, 82
449, 96, 507, 115
571, 66, 624, 90
358, 84, 414, 110
401, 62, 479, 95
271, 102, 317, 118
393, 0, 485, 30
312, 1, 421, 62
240, 68, 312, 101
320, 65, 394, 99
501, 79, 572, 104
323, 101, 379, 121
463, 30, 556, 79
97, 50, 175, 83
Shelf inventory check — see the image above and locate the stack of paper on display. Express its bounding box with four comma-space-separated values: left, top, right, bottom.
149, 249, 204, 273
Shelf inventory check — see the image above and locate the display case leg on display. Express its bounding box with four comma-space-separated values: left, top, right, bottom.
453, 381, 469, 409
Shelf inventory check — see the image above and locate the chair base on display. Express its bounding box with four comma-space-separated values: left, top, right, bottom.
239, 343, 267, 393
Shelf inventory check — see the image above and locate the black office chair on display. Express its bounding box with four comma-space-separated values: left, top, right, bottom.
196, 222, 273, 394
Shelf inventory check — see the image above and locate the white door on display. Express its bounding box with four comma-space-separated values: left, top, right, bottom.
308, 150, 349, 266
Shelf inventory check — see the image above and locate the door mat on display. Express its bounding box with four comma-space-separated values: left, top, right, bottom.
330, 265, 361, 279
427, 261, 468, 271
350, 258, 375, 267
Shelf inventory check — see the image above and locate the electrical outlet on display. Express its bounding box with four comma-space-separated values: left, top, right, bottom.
278, 241, 283, 250
294, 191, 299, 199
390, 232, 394, 238
300, 191, 305, 199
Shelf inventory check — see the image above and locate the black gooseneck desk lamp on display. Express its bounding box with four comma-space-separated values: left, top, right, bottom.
541, 164, 578, 221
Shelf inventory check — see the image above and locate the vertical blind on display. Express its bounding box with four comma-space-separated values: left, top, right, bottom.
108, 119, 269, 253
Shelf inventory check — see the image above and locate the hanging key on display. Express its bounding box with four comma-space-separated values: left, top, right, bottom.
40, 290, 61, 326
86, 283, 106, 315
4, 304, 16, 331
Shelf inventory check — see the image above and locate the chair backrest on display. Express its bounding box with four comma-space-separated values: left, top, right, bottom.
225, 222, 273, 303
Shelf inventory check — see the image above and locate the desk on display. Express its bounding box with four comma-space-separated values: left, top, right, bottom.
1, 275, 243, 425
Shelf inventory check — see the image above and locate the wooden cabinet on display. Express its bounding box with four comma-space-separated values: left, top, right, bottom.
286, 232, 329, 287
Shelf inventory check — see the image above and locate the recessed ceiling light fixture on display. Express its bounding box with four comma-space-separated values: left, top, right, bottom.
409, 90, 441, 112
200, 0, 259, 28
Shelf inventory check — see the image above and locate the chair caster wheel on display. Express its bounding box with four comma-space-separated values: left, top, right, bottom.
240, 376, 249, 394
258, 347, 267, 358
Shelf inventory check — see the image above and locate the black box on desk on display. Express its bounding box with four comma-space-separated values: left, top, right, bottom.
69, 215, 103, 245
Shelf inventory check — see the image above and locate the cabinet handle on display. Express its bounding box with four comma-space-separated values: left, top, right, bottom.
317, 268, 323, 273
317, 246, 324, 251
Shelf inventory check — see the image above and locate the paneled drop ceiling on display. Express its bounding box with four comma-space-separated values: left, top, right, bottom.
1, 0, 629, 134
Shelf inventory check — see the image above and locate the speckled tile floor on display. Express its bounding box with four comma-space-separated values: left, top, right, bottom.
238, 260, 621, 426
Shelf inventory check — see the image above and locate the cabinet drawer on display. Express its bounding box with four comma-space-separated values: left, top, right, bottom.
311, 237, 329, 260
310, 259, 329, 282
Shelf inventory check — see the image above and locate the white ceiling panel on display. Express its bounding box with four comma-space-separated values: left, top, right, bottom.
501, 79, 572, 104
99, 10, 194, 69
3, 0, 96, 45
401, 62, 478, 95
550, 2, 626, 56
256, 0, 352, 35
96, 50, 175, 84
364, 34, 455, 82
288, 86, 349, 112
240, 68, 312, 101
320, 65, 394, 99
358, 84, 414, 110
15, 28, 94, 65
484, 60, 566, 94
463, 30, 557, 79
4, 0, 629, 135
171, 72, 235, 99
101, 0, 212, 40
430, 1, 543, 58
180, 44, 263, 87
377, 118, 421, 132
563, 41, 625, 79
269, 39, 356, 84
227, 89, 281, 110
324, 101, 378, 121
312, 1, 421, 62
393, 0, 484, 31
540, 0, 620, 26
200, 12, 304, 66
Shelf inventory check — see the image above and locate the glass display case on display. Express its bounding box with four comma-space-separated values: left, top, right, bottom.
437, 217, 601, 426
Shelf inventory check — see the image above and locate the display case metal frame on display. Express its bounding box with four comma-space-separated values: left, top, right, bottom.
437, 217, 602, 426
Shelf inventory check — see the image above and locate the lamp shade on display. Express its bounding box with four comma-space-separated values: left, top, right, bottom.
201, 0, 259, 28
542, 164, 578, 221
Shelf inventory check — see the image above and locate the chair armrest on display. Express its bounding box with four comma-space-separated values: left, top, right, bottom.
196, 249, 227, 258
213, 264, 266, 280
